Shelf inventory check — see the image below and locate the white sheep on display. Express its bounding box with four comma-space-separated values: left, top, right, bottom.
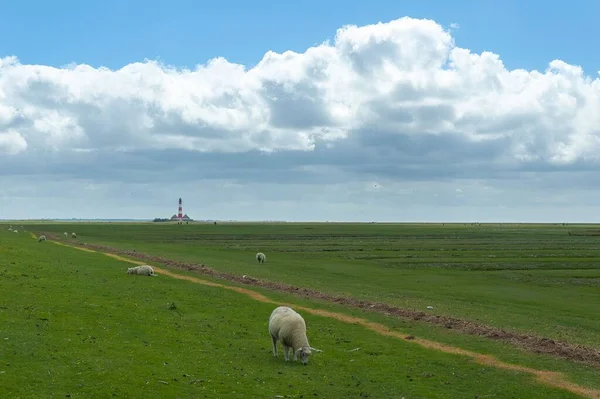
38, 235, 46, 242
64, 232, 68, 238
126, 265, 157, 276
13, 230, 18, 233
8, 227, 12, 231
268, 306, 316, 365
256, 252, 266, 264
71, 232, 77, 238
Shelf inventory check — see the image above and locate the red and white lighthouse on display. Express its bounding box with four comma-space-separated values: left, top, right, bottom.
178, 198, 183, 224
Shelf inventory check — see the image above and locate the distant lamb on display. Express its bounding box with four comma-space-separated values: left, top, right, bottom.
71, 232, 77, 238
13, 230, 18, 233
38, 235, 46, 242
8, 227, 12, 231
256, 252, 266, 264
268, 306, 316, 365
64, 232, 68, 238
126, 265, 157, 277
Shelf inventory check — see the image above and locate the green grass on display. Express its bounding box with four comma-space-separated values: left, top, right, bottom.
28, 221, 600, 350
1, 229, 593, 398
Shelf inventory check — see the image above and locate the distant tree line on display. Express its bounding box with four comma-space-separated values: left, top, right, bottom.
152, 218, 171, 222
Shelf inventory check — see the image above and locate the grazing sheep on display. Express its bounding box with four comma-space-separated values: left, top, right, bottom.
256, 252, 266, 264
268, 306, 314, 365
64, 232, 68, 238
13, 230, 18, 233
126, 265, 157, 276
8, 227, 12, 231
38, 235, 46, 242
71, 232, 76, 238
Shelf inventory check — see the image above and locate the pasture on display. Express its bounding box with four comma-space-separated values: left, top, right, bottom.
1, 222, 600, 398
34, 222, 600, 348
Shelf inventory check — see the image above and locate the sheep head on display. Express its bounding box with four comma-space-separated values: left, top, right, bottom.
296, 346, 312, 365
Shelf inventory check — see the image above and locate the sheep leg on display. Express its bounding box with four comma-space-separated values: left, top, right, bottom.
283, 346, 290, 361
271, 335, 278, 357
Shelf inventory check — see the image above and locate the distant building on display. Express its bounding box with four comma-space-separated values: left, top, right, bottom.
171, 214, 192, 221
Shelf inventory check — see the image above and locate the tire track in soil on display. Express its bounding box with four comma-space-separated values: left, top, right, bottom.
40, 234, 600, 399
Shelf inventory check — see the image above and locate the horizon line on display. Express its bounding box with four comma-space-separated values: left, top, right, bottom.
1, 218, 599, 224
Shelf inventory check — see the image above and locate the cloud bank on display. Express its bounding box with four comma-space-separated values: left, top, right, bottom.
1, 17, 599, 221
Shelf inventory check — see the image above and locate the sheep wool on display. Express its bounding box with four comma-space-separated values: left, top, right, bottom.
13, 230, 18, 233
38, 235, 46, 242
256, 252, 266, 264
71, 232, 77, 238
126, 265, 157, 277
268, 306, 312, 365
64, 232, 68, 237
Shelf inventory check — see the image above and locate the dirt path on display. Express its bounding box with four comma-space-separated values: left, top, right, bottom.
41, 234, 600, 399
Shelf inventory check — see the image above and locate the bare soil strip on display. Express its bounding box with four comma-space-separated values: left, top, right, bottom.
38, 234, 600, 398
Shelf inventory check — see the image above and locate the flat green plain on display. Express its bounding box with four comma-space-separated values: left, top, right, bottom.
1, 222, 599, 398
35, 222, 600, 348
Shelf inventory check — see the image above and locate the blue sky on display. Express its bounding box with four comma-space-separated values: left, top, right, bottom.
2, 0, 598, 74
1, 1, 600, 221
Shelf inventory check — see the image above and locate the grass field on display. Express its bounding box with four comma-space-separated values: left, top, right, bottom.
32, 222, 600, 348
2, 222, 600, 398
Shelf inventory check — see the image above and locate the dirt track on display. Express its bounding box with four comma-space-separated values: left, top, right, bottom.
40, 233, 600, 398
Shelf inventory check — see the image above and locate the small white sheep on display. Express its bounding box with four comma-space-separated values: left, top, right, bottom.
13, 230, 18, 233
256, 252, 266, 264
8, 227, 12, 231
126, 265, 157, 276
268, 306, 317, 365
71, 232, 77, 238
38, 235, 46, 242
64, 232, 68, 238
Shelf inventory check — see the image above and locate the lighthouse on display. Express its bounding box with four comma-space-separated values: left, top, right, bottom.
178, 198, 183, 224
169, 198, 193, 223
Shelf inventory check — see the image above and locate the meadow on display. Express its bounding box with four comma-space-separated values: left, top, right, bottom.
34, 222, 600, 348
1, 222, 600, 398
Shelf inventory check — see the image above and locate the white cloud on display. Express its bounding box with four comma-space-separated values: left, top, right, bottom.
2, 16, 600, 221
2, 16, 599, 163
0, 129, 27, 155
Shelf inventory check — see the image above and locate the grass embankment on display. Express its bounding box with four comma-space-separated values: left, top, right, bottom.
0, 227, 596, 398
